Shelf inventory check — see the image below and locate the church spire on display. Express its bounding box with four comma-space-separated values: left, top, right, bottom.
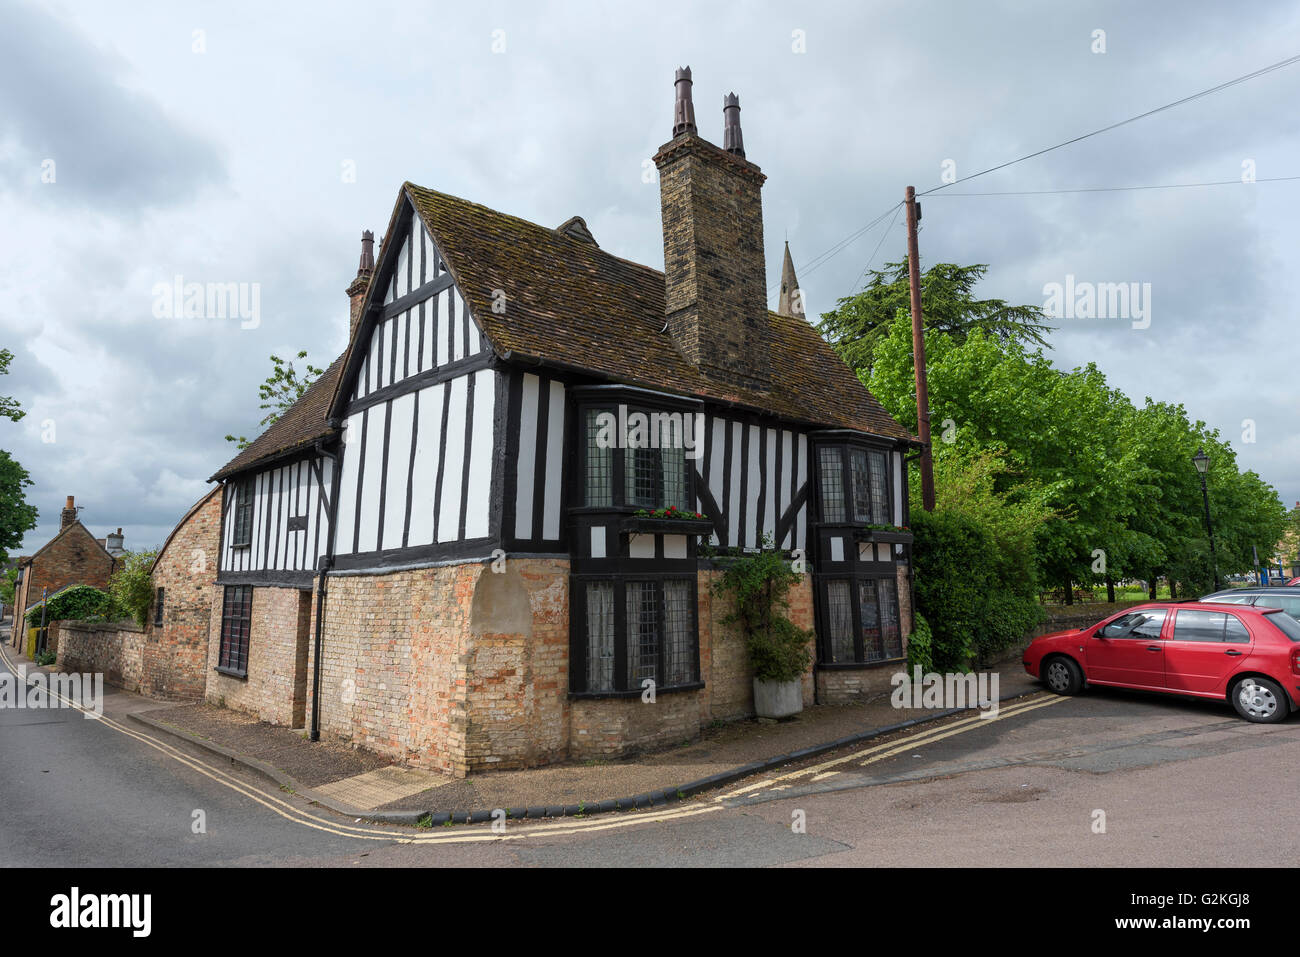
777, 241, 803, 318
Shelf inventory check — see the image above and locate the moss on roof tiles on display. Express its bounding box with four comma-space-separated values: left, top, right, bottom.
405, 183, 914, 441
213, 183, 913, 483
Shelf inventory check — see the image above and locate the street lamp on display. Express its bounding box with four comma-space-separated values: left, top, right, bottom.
1192, 447, 1220, 591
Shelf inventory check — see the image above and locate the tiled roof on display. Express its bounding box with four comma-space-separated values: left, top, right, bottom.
403, 183, 915, 441
210, 356, 345, 481
218, 183, 914, 483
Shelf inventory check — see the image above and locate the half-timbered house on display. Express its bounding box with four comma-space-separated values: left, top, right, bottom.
199, 67, 919, 774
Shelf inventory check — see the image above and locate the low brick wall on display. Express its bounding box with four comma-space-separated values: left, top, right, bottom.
56, 619, 206, 700
1033, 600, 1150, 637
56, 621, 145, 692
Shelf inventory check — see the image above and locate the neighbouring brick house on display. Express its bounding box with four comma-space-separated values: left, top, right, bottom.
140, 487, 223, 699
189, 67, 918, 774
10, 496, 119, 651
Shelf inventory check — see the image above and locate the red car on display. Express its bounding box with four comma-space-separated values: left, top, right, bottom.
1023, 601, 1300, 723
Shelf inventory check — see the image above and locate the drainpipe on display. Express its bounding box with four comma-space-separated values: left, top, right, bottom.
309, 439, 342, 743
310, 556, 332, 741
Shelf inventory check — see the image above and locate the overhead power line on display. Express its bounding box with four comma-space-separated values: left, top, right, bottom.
919, 52, 1300, 196
847, 202, 904, 296
919, 174, 1300, 197
785, 51, 1300, 300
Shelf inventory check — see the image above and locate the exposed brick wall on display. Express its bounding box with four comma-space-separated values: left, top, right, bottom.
12, 522, 114, 640
462, 560, 570, 771
313, 563, 480, 774
309, 559, 820, 773
205, 584, 311, 726
57, 622, 145, 692
145, 489, 222, 700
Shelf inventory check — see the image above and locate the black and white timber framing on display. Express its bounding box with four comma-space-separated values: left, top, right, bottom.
216, 188, 913, 679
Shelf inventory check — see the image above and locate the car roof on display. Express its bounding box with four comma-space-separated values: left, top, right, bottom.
1118, 600, 1271, 614
1201, 587, 1300, 598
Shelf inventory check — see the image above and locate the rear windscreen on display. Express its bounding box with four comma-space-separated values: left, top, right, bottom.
1263, 610, 1300, 642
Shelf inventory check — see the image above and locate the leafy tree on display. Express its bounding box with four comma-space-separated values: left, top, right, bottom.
864, 304, 1285, 601
0, 451, 38, 564
226, 351, 323, 449
0, 567, 18, 606
0, 349, 25, 423
108, 548, 158, 628
818, 260, 1053, 376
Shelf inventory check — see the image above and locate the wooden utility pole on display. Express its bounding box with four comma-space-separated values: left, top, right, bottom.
905, 186, 936, 511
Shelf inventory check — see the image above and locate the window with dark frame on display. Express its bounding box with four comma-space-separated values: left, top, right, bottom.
820, 575, 903, 664
584, 410, 613, 507
580, 404, 692, 512
231, 477, 255, 546
153, 586, 165, 627
816, 442, 892, 526
575, 576, 698, 693
218, 585, 253, 675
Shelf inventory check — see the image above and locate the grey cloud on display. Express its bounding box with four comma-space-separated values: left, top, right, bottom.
0, 1, 225, 211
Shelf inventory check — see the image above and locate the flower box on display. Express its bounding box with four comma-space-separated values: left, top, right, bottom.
854, 527, 914, 546
619, 516, 714, 536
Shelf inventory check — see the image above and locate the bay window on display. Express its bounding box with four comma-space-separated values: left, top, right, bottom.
817, 442, 892, 525
579, 403, 694, 512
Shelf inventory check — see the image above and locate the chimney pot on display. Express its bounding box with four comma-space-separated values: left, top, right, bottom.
347, 229, 375, 338
722, 92, 745, 157
672, 66, 697, 136
359, 230, 375, 273
60, 495, 78, 530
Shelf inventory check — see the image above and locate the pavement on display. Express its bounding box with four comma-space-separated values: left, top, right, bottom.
9, 635, 1042, 825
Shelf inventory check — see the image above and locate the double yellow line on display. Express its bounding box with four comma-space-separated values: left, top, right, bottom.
717, 693, 1067, 800
0, 644, 726, 844
0, 643, 1067, 843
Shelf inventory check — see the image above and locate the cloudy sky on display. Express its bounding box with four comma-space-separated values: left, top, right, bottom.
2, 0, 1297, 553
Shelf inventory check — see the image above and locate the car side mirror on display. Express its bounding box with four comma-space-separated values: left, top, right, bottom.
1093, 630, 1107, 639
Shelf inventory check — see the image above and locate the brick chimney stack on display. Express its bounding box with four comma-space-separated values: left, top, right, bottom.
60, 495, 77, 530
347, 230, 375, 338
654, 67, 770, 391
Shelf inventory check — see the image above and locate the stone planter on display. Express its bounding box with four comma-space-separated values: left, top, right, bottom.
753, 677, 803, 719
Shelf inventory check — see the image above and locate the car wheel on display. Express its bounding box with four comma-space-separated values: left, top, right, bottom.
1230, 677, 1290, 724
1043, 656, 1084, 696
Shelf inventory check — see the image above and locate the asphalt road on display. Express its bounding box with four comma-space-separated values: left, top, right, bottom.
2, 641, 1297, 867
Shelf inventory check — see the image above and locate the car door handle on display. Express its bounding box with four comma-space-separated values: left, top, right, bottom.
1225, 650, 1243, 656
1146, 645, 1161, 652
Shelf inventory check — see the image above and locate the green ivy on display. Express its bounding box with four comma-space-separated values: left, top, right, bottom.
905, 610, 933, 673
712, 535, 813, 683
25, 584, 112, 626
